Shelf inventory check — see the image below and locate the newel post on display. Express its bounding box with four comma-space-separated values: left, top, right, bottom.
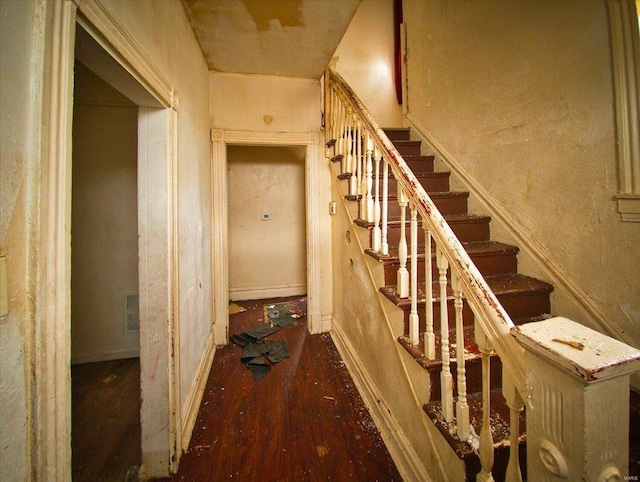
513, 317, 640, 482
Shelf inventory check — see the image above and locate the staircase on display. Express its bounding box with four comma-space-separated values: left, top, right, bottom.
325, 67, 640, 481
332, 126, 554, 480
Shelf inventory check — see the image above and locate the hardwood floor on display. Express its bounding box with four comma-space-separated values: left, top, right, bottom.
72, 357, 141, 482
160, 296, 401, 481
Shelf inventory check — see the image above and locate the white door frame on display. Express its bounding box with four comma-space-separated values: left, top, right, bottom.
35, 0, 180, 478
211, 129, 324, 343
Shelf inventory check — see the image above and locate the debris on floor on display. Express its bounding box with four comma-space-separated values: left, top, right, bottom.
231, 302, 299, 381
228, 302, 247, 315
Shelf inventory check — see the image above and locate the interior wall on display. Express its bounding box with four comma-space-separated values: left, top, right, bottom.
0, 0, 213, 477
210, 71, 333, 321
210, 72, 321, 132
99, 0, 214, 437
0, 0, 38, 478
403, 0, 640, 346
71, 61, 139, 364
332, 0, 403, 127
227, 146, 307, 300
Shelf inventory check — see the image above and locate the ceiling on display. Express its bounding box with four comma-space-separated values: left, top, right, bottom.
182, 0, 361, 79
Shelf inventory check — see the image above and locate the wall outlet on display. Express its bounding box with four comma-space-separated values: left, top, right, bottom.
261, 212, 272, 220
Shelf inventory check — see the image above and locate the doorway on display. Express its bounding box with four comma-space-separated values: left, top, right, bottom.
70, 59, 141, 480
227, 146, 307, 301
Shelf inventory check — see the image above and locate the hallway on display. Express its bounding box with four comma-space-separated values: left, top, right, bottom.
160, 296, 400, 481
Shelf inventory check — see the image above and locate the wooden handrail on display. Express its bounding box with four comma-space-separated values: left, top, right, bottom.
326, 66, 527, 398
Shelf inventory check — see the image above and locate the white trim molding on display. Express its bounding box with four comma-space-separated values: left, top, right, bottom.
32, 1, 182, 478
230, 284, 307, 302
210, 129, 326, 339
75, 0, 173, 108
180, 330, 216, 452
33, 2, 77, 479
608, 0, 640, 222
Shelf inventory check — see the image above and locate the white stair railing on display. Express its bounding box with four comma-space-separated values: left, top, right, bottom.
324, 66, 640, 482
326, 67, 517, 479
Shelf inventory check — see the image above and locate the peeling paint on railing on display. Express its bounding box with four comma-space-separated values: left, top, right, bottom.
326, 67, 526, 397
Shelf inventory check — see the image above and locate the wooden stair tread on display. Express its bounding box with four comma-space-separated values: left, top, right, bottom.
367, 240, 519, 263
397, 315, 552, 372
380, 273, 553, 308
384, 191, 469, 201
398, 326, 481, 371
392, 140, 421, 148
356, 213, 491, 229
374, 170, 449, 180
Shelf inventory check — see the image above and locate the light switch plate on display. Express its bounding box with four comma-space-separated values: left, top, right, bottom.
261, 212, 272, 220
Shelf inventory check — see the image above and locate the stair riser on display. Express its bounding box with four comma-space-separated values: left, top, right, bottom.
386, 174, 450, 194
405, 158, 434, 173
401, 292, 551, 333
386, 195, 468, 217
383, 129, 411, 141
382, 220, 490, 245
382, 252, 518, 285
394, 141, 421, 157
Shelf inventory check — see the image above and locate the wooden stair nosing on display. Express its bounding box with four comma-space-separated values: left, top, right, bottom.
380, 274, 554, 309
366, 240, 519, 264
369, 241, 520, 282
356, 213, 492, 230
397, 315, 553, 375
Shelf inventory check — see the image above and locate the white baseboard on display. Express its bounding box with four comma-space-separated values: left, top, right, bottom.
181, 329, 217, 452
330, 321, 432, 482
71, 348, 140, 365
229, 284, 306, 301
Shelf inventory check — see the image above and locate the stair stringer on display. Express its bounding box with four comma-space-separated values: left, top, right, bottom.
329, 163, 466, 482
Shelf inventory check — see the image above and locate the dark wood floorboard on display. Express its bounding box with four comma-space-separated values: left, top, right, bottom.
72, 357, 141, 482
160, 296, 401, 481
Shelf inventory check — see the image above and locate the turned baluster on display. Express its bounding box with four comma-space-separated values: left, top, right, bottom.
475, 321, 495, 482
365, 134, 374, 222
381, 159, 389, 256
337, 97, 346, 160
397, 187, 409, 298
424, 228, 435, 360
343, 112, 353, 183
408, 204, 419, 345
372, 147, 382, 253
502, 370, 523, 482
329, 87, 336, 144
451, 271, 470, 441
350, 116, 359, 196
437, 247, 453, 422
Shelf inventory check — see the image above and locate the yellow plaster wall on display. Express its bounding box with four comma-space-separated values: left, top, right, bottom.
403, 0, 640, 345
333, 0, 403, 127
227, 146, 307, 300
